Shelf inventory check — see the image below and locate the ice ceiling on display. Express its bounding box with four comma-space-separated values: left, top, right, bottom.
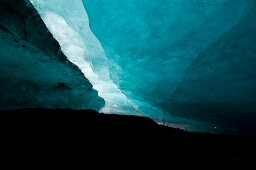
30, 0, 256, 133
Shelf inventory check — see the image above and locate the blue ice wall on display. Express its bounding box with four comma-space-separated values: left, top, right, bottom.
30, 0, 137, 115
83, 0, 256, 133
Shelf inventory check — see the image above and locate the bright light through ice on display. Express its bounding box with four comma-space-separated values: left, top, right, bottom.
30, 0, 220, 133
39, 11, 136, 114
30, 0, 182, 122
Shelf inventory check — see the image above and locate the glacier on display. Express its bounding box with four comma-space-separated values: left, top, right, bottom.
29, 0, 211, 132
30, 0, 139, 116
22, 0, 256, 133
83, 0, 256, 133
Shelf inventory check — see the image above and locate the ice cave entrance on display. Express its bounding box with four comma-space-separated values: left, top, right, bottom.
29, 0, 222, 132
30, 0, 180, 131
30, 0, 210, 132
30, 0, 256, 133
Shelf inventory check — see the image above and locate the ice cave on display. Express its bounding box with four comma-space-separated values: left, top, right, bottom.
1, 0, 256, 134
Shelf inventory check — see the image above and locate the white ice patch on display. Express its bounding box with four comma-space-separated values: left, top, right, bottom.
40, 11, 137, 114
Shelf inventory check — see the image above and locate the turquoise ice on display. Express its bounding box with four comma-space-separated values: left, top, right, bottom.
30, 0, 256, 133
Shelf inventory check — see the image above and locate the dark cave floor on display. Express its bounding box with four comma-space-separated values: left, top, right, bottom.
2, 109, 256, 162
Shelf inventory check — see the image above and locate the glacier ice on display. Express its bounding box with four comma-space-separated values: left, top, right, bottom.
83, 0, 256, 133
30, 0, 185, 126
28, 0, 256, 133
30, 0, 139, 115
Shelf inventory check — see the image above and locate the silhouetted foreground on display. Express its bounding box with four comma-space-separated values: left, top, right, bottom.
2, 109, 256, 162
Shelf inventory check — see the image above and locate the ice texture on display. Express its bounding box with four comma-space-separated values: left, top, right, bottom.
83, 0, 256, 133
19, 0, 256, 133
30, 0, 138, 115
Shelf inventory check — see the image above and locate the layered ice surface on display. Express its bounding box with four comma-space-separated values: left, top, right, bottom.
83, 0, 256, 133
31, 0, 256, 133
30, 0, 185, 129
30, 0, 138, 115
